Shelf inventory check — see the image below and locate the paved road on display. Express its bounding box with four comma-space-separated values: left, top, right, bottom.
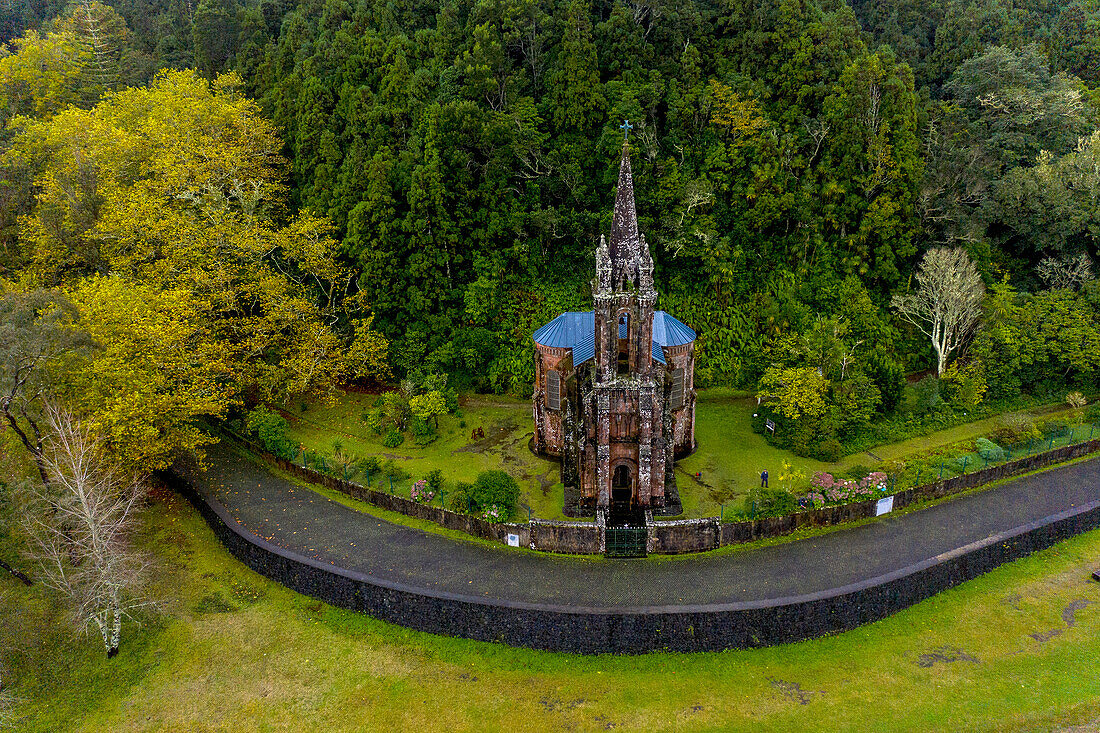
177, 441, 1100, 610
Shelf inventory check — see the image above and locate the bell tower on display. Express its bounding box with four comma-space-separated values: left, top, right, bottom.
593, 143, 657, 380
591, 138, 663, 515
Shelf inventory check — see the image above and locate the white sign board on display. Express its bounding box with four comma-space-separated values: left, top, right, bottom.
876, 496, 894, 516
506, 533, 520, 547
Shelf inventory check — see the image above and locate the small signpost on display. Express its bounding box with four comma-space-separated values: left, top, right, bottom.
506, 533, 520, 548
765, 419, 776, 434
876, 495, 894, 516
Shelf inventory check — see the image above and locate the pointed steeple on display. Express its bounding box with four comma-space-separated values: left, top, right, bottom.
609, 144, 639, 261
604, 143, 654, 295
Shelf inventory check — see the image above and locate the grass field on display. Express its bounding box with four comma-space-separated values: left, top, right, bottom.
3, 483, 1100, 732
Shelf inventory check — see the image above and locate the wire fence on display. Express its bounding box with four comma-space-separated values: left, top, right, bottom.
888, 421, 1100, 492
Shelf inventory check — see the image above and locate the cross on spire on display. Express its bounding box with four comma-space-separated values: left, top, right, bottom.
620, 119, 633, 140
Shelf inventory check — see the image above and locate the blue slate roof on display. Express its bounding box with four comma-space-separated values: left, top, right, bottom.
533, 311, 695, 366
650, 311, 696, 363
532, 312, 596, 365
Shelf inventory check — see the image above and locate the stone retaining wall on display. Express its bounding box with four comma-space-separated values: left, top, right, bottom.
165, 466, 1100, 654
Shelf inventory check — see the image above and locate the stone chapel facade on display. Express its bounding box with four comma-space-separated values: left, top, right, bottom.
531, 144, 697, 517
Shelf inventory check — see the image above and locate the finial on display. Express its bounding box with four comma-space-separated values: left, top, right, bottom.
620, 119, 633, 141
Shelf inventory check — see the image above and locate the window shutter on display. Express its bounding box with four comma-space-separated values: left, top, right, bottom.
547, 371, 561, 410
671, 369, 685, 410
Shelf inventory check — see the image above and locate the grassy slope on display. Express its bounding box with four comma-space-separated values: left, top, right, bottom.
4, 485, 1100, 732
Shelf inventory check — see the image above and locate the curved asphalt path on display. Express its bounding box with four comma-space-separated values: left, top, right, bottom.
177, 440, 1100, 611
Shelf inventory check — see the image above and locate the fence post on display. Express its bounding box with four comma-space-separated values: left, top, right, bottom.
720, 503, 725, 522
938, 460, 945, 479
961, 456, 968, 473
388, 476, 393, 494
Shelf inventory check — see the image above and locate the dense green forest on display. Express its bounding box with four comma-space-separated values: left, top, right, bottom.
2, 0, 1100, 462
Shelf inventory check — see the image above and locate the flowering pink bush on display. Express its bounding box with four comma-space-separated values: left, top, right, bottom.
806, 471, 887, 507
410, 479, 434, 503
482, 504, 505, 522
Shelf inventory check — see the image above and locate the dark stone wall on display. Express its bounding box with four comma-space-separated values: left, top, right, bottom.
653, 518, 720, 554
529, 519, 601, 554
165, 467, 1100, 654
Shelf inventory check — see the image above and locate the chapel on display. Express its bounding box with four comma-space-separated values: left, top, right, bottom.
531, 142, 696, 519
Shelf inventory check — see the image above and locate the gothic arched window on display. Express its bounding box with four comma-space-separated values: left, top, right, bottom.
617, 313, 630, 375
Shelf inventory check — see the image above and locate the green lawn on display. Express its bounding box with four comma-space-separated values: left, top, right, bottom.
283, 393, 568, 521
4, 483, 1100, 732
278, 390, 1099, 521
675, 390, 830, 517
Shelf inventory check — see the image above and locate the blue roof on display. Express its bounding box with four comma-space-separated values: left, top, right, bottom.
532, 312, 596, 365
533, 310, 695, 366
650, 311, 696, 363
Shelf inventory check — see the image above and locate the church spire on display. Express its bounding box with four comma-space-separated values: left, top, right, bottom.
603, 140, 654, 295
609, 143, 639, 260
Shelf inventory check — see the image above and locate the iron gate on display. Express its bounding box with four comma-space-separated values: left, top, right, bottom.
605, 525, 648, 558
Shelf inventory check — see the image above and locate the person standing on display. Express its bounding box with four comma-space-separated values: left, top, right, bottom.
760, 469, 769, 488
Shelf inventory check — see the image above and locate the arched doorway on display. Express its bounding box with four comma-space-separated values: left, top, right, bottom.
611, 464, 633, 514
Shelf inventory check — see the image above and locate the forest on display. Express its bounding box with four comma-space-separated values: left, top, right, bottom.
1, 0, 1099, 465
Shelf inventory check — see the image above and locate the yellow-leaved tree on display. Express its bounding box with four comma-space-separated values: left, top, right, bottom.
63, 276, 234, 469
12, 70, 387, 415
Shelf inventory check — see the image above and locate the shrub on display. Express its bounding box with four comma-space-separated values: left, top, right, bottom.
363, 408, 385, 435
742, 487, 798, 518
410, 479, 434, 503
975, 437, 1006, 462
1038, 418, 1069, 438
1087, 402, 1100, 424
810, 438, 844, 462
380, 459, 409, 481
941, 361, 987, 409
382, 429, 404, 448
378, 391, 411, 431
426, 469, 444, 496
245, 406, 294, 458
410, 415, 435, 438
449, 481, 476, 512
989, 414, 1040, 446
1067, 391, 1088, 410
361, 456, 381, 475
950, 454, 973, 473
472, 470, 520, 521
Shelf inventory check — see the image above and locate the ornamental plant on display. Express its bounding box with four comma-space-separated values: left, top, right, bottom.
410, 479, 434, 503
806, 471, 888, 507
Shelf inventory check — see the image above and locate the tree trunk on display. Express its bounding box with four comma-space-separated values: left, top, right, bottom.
107, 606, 121, 658
0, 559, 32, 586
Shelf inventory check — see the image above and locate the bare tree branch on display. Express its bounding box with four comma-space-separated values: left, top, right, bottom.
21, 406, 155, 658
891, 247, 985, 376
